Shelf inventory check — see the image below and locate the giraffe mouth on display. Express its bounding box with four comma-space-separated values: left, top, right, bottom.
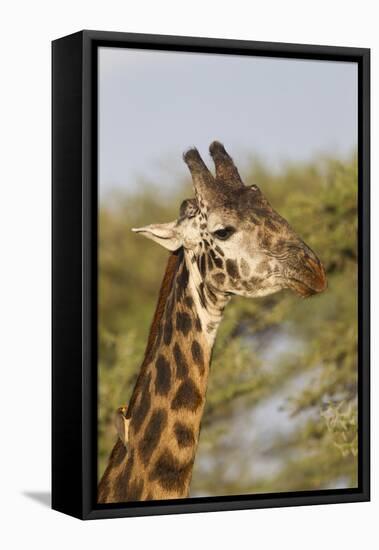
289, 278, 320, 297
289, 258, 327, 297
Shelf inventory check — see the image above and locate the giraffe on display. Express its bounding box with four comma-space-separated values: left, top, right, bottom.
97, 141, 327, 503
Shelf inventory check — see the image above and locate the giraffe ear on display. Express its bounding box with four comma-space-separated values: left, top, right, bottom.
132, 221, 183, 251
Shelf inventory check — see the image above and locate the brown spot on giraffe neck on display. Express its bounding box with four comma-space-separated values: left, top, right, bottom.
171, 379, 202, 411
139, 409, 167, 465
130, 372, 152, 432
176, 311, 192, 335
174, 422, 196, 448
149, 448, 194, 493
155, 355, 171, 396
173, 342, 189, 379
163, 317, 173, 346
109, 438, 127, 467
176, 261, 189, 300
191, 340, 205, 375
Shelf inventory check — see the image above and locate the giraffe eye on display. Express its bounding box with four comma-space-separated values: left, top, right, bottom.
213, 226, 235, 240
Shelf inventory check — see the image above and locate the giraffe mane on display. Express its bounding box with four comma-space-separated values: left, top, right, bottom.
126, 248, 183, 419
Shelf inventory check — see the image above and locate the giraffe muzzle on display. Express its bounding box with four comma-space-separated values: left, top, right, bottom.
289, 252, 327, 297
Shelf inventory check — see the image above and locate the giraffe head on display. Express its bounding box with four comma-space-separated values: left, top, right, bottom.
133, 141, 326, 299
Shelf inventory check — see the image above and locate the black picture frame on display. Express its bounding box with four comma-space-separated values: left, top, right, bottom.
52, 30, 370, 520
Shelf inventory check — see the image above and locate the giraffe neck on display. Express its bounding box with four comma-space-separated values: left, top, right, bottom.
98, 249, 229, 503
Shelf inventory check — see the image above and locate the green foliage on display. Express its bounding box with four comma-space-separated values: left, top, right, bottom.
98, 153, 358, 495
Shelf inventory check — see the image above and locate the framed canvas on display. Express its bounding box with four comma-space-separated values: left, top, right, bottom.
52, 30, 370, 520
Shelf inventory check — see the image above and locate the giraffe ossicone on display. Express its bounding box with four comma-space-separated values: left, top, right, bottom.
98, 141, 327, 503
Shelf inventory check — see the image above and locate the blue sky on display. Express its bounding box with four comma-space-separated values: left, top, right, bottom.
99, 47, 357, 196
